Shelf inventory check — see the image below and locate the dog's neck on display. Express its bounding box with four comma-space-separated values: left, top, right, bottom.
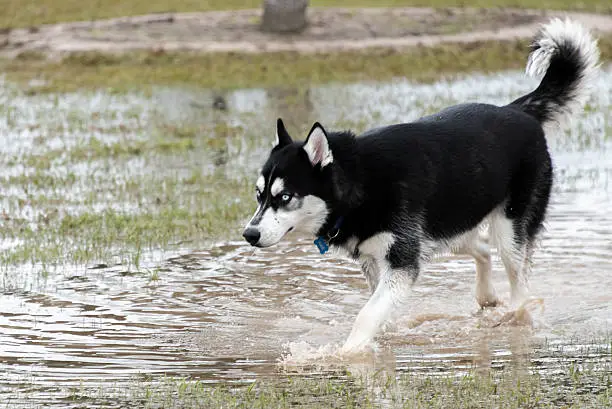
313, 131, 364, 248
326, 131, 365, 209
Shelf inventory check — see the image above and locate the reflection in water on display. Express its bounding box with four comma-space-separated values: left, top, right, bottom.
0, 67, 611, 406
266, 86, 314, 132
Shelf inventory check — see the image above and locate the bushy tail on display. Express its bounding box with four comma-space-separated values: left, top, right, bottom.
509, 18, 599, 128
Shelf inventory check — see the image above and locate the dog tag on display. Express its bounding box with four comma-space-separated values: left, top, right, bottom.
314, 237, 329, 254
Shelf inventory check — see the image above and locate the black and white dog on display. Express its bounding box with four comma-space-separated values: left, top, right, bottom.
242, 19, 599, 352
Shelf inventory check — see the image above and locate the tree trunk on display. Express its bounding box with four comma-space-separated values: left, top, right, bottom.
261, 0, 309, 34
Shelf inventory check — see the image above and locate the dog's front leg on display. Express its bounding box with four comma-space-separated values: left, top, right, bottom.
341, 265, 412, 352
361, 256, 380, 294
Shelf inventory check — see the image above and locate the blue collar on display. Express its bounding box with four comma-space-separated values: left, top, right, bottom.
313, 216, 344, 255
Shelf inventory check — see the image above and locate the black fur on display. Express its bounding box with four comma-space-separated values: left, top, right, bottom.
510, 33, 590, 124
262, 103, 552, 275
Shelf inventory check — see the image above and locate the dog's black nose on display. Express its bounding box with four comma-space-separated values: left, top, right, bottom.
242, 228, 261, 246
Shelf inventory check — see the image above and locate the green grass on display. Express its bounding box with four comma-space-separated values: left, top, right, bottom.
0, 0, 610, 28
4, 35, 612, 94
63, 341, 611, 408
0, 113, 254, 267
1, 181, 250, 267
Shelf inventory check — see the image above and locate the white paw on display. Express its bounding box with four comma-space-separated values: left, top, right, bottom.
476, 285, 500, 308
476, 292, 500, 309
340, 332, 372, 354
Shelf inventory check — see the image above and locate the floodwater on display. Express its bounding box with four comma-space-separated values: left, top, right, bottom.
0, 68, 611, 406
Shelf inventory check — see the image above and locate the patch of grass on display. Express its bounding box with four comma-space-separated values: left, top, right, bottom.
0, 173, 252, 267
64, 341, 611, 408
3, 35, 612, 93
0, 0, 610, 28
5, 125, 205, 171
148, 268, 161, 282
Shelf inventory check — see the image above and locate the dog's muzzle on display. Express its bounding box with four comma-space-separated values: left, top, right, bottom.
242, 227, 261, 246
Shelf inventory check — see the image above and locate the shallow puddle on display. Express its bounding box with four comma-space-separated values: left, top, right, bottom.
0, 68, 611, 406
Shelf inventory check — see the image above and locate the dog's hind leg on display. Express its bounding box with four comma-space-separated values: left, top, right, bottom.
470, 230, 500, 308
491, 211, 530, 305
453, 228, 499, 308
493, 155, 552, 306
473, 234, 499, 308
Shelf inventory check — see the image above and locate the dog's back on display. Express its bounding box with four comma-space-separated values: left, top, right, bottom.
345, 102, 550, 240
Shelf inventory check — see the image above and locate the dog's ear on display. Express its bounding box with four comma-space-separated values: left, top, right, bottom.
303, 122, 333, 168
275, 118, 292, 148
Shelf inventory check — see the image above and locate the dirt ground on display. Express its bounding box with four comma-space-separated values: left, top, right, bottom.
1, 7, 612, 57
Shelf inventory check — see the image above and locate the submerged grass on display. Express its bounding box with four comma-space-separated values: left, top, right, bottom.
4, 35, 612, 93
64, 340, 611, 408
1, 0, 610, 28
0, 106, 254, 267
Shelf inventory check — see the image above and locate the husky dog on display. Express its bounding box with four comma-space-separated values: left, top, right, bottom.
242, 19, 599, 352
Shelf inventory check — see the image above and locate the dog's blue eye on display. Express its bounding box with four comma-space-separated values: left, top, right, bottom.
281, 194, 292, 203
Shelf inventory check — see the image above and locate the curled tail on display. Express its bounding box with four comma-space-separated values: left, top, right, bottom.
510, 18, 600, 128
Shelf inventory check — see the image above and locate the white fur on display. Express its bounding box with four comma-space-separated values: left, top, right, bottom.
358, 232, 395, 261
303, 126, 333, 167
251, 195, 328, 247
256, 175, 265, 193
357, 232, 395, 294
525, 18, 600, 128
339, 208, 536, 351
343, 265, 412, 352
445, 225, 498, 308
410, 208, 527, 308
489, 208, 529, 305
339, 233, 395, 294
296, 195, 330, 235
342, 266, 396, 352
342, 236, 360, 256
270, 178, 285, 196
342, 232, 415, 352
360, 256, 380, 294
438, 207, 529, 307
473, 242, 497, 308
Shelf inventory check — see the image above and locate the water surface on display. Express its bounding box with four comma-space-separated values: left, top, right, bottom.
0, 68, 611, 406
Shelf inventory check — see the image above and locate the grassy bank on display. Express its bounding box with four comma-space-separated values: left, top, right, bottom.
0, 94, 257, 268
4, 35, 612, 94
1, 0, 610, 28
65, 340, 611, 408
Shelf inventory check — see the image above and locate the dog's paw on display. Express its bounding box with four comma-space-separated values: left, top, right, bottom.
477, 294, 501, 309
339, 342, 377, 357
340, 334, 376, 355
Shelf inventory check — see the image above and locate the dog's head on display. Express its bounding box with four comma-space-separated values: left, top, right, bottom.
242, 119, 336, 248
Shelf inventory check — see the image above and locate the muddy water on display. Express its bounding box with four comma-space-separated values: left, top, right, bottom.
1, 68, 611, 405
